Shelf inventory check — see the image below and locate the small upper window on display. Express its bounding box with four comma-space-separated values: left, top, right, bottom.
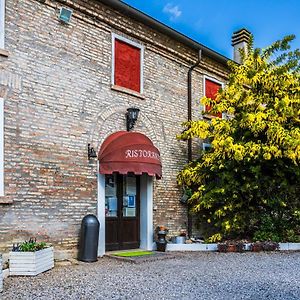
204, 77, 223, 118
112, 34, 143, 94
0, 0, 5, 49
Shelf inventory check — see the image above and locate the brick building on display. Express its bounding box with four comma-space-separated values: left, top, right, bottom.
0, 0, 235, 258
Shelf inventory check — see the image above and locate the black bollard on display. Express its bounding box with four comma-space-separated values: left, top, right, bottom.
78, 214, 100, 262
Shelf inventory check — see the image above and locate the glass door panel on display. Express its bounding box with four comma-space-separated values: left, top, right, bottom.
122, 174, 136, 217
105, 174, 118, 217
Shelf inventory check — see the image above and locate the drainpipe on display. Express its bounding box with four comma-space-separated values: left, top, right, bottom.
187, 49, 202, 238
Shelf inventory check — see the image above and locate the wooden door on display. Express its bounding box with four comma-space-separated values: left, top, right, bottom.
105, 174, 140, 251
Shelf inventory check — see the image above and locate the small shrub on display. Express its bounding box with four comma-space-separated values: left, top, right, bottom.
285, 229, 300, 242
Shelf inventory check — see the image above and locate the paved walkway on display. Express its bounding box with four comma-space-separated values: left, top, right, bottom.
2, 252, 300, 299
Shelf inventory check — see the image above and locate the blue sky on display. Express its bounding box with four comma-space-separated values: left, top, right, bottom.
122, 0, 300, 59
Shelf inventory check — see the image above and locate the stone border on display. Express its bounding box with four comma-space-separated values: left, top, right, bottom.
166, 243, 218, 251
166, 243, 300, 252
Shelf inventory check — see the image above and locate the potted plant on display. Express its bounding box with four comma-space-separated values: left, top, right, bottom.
235, 241, 246, 253
250, 241, 263, 252
175, 229, 187, 244
262, 241, 279, 251
217, 242, 228, 253
155, 226, 168, 252
250, 241, 279, 252
9, 238, 54, 276
217, 241, 245, 253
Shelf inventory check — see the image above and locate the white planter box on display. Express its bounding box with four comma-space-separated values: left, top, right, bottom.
9, 247, 54, 276
166, 243, 218, 251
0, 254, 3, 292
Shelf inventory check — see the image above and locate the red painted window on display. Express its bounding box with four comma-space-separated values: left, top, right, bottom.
114, 39, 141, 93
205, 79, 222, 118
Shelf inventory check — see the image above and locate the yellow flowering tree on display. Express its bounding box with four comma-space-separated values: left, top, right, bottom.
178, 36, 300, 242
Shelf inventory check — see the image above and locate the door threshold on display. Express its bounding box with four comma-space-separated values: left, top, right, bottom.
106, 249, 141, 254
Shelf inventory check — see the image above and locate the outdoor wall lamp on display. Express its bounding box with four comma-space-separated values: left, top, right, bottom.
126, 107, 140, 131
88, 143, 97, 160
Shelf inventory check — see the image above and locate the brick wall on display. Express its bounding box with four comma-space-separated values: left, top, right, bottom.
0, 0, 228, 252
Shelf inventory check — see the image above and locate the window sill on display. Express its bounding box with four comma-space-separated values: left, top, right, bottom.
0, 49, 9, 57
111, 85, 145, 99
0, 198, 12, 204
203, 114, 220, 120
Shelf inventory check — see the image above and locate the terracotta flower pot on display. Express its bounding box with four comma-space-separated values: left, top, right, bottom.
251, 243, 262, 252
227, 244, 236, 252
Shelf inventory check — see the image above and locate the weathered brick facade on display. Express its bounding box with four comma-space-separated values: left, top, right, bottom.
0, 0, 229, 255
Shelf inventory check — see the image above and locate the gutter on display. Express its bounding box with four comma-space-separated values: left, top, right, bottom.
186, 50, 202, 238
187, 49, 202, 161
99, 0, 230, 66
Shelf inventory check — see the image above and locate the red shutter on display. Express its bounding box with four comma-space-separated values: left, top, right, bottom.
114, 39, 141, 93
205, 79, 222, 118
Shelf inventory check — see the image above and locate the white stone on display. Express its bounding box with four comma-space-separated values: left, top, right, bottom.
287, 243, 300, 250
279, 243, 300, 251
9, 247, 54, 276
166, 243, 218, 251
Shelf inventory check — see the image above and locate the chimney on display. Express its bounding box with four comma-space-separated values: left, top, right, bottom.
231, 28, 251, 63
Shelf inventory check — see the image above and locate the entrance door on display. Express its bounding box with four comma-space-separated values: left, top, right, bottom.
105, 173, 140, 251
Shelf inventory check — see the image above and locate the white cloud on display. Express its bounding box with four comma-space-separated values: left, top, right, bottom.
163, 3, 182, 21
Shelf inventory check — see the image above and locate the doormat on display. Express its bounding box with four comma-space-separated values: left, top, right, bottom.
106, 251, 178, 264
112, 250, 153, 257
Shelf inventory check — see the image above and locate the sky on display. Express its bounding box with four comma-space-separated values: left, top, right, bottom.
122, 0, 300, 59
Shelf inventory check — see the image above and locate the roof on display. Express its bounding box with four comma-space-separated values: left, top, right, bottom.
99, 0, 231, 66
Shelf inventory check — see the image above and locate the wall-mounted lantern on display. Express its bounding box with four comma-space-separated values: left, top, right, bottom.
126, 108, 140, 131
88, 143, 97, 160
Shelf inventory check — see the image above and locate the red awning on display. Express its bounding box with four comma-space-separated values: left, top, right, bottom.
98, 131, 162, 179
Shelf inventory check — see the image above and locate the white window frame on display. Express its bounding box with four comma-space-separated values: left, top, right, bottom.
203, 75, 225, 118
202, 142, 211, 151
0, 97, 4, 196
111, 33, 144, 94
0, 0, 5, 49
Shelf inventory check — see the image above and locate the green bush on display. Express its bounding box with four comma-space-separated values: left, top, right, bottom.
178, 35, 300, 242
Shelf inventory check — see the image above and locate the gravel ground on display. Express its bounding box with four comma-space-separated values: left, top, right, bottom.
2, 252, 300, 300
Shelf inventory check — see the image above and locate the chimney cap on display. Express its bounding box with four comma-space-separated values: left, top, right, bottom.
232, 28, 251, 46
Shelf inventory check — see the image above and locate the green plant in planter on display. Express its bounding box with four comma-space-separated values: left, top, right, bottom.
12, 238, 47, 252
